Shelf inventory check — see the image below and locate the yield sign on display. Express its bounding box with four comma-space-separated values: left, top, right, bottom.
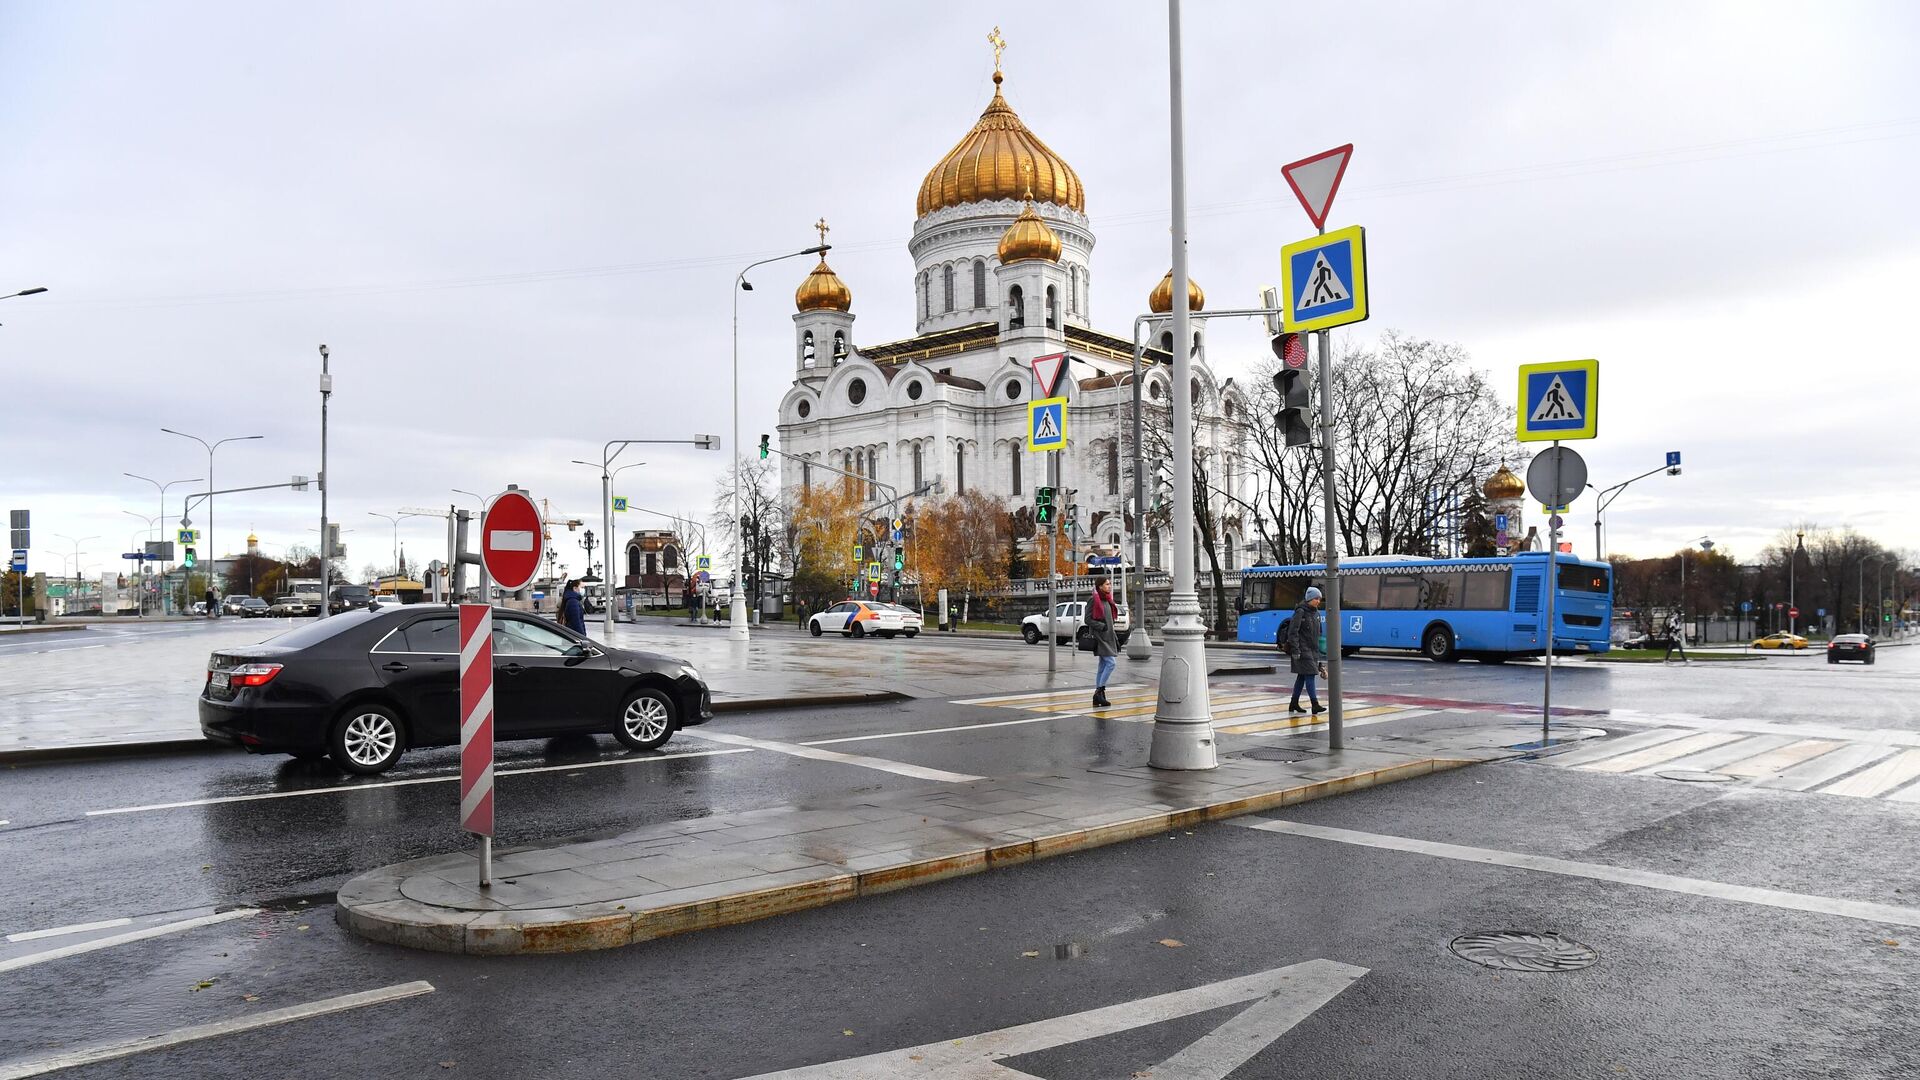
1029, 351, 1067, 399
1282, 143, 1353, 231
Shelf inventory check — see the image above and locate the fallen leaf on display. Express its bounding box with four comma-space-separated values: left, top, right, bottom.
615, 905, 626, 911
242, 994, 259, 1002
439, 1062, 457, 1069
191, 979, 217, 991
1021, 950, 1040, 957
909, 1054, 925, 1062
1885, 939, 1901, 948
1158, 939, 1185, 948
200, 865, 212, 871
297, 925, 310, 931
842, 1030, 855, 1037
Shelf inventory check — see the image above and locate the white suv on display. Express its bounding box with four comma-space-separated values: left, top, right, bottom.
1021, 601, 1131, 647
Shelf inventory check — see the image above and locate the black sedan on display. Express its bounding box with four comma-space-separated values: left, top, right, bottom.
1827, 634, 1876, 664
199, 605, 711, 774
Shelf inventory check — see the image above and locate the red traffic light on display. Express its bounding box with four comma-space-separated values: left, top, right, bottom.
1271, 333, 1307, 371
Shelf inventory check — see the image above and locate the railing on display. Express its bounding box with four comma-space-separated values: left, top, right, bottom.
983, 570, 1245, 597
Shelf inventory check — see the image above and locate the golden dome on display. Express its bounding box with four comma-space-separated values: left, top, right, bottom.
917, 71, 1085, 218
246, 531, 258, 545
1484, 464, 1525, 500
1147, 269, 1205, 314
997, 194, 1062, 264
794, 256, 852, 313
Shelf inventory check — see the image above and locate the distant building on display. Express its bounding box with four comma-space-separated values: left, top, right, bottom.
621, 530, 685, 595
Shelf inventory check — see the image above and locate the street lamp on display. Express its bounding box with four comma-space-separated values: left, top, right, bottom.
1789, 530, 1805, 636
1590, 454, 1682, 560
52, 533, 99, 587
123, 511, 163, 615
1678, 535, 1711, 637
123, 473, 197, 612
369, 513, 401, 585
162, 428, 264, 613
584, 437, 720, 638
732, 240, 830, 643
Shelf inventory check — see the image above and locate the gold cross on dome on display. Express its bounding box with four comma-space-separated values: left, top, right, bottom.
815, 217, 829, 248
988, 27, 1006, 74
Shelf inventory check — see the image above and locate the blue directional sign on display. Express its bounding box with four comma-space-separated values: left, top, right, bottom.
1741, 601, 1753, 613
1517, 359, 1599, 442
1666, 451, 1681, 469
1089, 555, 1122, 566
1494, 514, 1508, 531
1280, 224, 1368, 333
1027, 397, 1067, 453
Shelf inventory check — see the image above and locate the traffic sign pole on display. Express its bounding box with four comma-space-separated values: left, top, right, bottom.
1047, 451, 1058, 675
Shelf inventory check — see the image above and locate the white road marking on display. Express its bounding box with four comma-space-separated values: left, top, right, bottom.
0, 980, 435, 1079
1759, 742, 1897, 792
1238, 818, 1920, 929
679, 730, 983, 783
0, 908, 260, 973
737, 959, 1365, 1079
803, 715, 1060, 745
1820, 748, 1920, 799
1601, 709, 1920, 749
1579, 732, 1747, 773
6, 917, 133, 943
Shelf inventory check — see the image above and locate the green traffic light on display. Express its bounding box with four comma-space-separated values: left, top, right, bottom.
758, 434, 770, 460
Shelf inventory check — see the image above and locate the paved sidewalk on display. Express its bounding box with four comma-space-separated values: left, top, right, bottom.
337, 715, 1540, 955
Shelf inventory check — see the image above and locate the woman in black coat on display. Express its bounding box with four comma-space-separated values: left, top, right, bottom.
1288, 587, 1327, 714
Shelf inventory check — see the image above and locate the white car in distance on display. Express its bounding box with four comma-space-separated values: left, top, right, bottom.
1022, 601, 1131, 647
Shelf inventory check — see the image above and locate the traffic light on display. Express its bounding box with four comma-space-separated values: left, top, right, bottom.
1272, 332, 1312, 448
758, 434, 770, 460
1064, 504, 1078, 531
184, 546, 197, 568
1035, 486, 1056, 527
893, 551, 904, 571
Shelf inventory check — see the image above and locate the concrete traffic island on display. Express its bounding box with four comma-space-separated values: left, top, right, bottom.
337, 738, 1514, 956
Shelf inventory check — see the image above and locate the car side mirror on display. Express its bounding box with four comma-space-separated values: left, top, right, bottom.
565, 643, 589, 658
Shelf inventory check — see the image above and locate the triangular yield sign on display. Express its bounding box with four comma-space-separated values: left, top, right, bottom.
1030, 351, 1067, 398
1282, 144, 1353, 230
1529, 375, 1582, 423
1294, 252, 1350, 310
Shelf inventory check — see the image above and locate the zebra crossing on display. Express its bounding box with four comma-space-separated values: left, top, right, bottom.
954, 684, 1428, 736
1537, 726, 1920, 802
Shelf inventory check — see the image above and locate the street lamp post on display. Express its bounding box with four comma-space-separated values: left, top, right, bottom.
369, 513, 401, 586
161, 428, 264, 615
52, 533, 98, 595
731, 240, 831, 642
124, 473, 196, 612
587, 437, 720, 638
123, 512, 161, 615
1789, 530, 1805, 636
1591, 457, 1682, 561
1678, 535, 1711, 639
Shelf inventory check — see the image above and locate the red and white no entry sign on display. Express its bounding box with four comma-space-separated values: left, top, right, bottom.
481, 489, 543, 592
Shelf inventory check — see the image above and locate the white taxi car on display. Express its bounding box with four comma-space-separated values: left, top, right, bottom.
807, 600, 924, 639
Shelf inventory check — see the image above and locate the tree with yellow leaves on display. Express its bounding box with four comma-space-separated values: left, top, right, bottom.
787, 484, 864, 614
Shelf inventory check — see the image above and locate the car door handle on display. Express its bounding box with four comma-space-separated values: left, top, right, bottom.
381, 662, 409, 673
502, 662, 525, 675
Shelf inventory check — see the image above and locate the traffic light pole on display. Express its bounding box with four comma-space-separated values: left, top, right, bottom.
1316, 328, 1344, 751
1047, 451, 1059, 675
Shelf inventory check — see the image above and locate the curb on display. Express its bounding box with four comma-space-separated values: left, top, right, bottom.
710, 690, 909, 713
336, 754, 1481, 955
0, 624, 88, 637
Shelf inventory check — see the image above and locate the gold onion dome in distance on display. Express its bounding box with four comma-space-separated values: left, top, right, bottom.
917, 69, 1085, 217
1148, 269, 1205, 314
794, 257, 852, 312
1483, 464, 1525, 500
997, 189, 1062, 264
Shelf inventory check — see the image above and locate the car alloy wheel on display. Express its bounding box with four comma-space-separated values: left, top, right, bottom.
809, 620, 823, 637
615, 687, 677, 751
331, 707, 404, 775
1023, 625, 1041, 644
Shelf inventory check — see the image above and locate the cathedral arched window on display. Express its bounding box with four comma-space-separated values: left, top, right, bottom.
912, 443, 923, 492
663, 546, 678, 571
1007, 286, 1025, 331
1045, 285, 1059, 329
972, 260, 986, 308
1010, 444, 1022, 496
1193, 331, 1203, 356
628, 546, 641, 578
802, 461, 811, 492
833, 331, 847, 363
956, 444, 966, 494
1158, 331, 1172, 352
1150, 531, 1163, 569
801, 330, 815, 367
1106, 442, 1119, 495
1225, 534, 1238, 571
843, 452, 854, 496
921, 272, 930, 320
942, 265, 955, 313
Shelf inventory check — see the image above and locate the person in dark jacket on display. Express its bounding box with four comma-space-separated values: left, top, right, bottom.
1087, 578, 1121, 708
560, 579, 587, 635
1288, 586, 1327, 714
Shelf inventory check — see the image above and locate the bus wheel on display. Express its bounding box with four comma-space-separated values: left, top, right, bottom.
1423, 626, 1459, 663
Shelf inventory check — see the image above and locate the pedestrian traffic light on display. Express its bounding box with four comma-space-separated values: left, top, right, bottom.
893, 551, 904, 571
184, 546, 196, 568
758, 434, 770, 460
1272, 332, 1312, 448
1064, 504, 1078, 530
1035, 486, 1056, 526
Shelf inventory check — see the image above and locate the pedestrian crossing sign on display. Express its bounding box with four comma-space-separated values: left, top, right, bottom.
1027, 396, 1067, 452
1517, 359, 1598, 442
611, 497, 628, 513
1280, 224, 1368, 333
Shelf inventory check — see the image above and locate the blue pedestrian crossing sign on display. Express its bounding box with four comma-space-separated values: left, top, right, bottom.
1281, 224, 1368, 333
611, 496, 628, 513
1027, 396, 1067, 452
1517, 359, 1599, 442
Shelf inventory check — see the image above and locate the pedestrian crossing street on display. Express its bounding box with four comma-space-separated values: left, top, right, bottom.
1536, 726, 1920, 802
955, 684, 1429, 736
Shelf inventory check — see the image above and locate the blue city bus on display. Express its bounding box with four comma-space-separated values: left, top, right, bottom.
1236, 553, 1614, 662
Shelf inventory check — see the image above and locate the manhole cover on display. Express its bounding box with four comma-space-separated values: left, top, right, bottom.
1449, 931, 1597, 972
1238, 747, 1322, 762
1655, 769, 1734, 783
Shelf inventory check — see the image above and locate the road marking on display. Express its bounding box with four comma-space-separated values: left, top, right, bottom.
1238, 819, 1920, 929
1718, 738, 1843, 778
0, 908, 259, 974
1578, 731, 1747, 773
1820, 748, 1920, 799
1601, 709, 1920, 749
6, 918, 133, 943
803, 715, 1061, 745
737, 959, 1365, 1079
679, 730, 984, 783
1759, 742, 1897, 792
0, 980, 435, 1079
956, 684, 1148, 707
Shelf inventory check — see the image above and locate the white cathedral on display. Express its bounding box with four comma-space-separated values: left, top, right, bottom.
774, 58, 1251, 571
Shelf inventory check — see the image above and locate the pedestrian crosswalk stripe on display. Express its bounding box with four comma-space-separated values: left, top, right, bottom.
960, 684, 1418, 732
1536, 727, 1920, 802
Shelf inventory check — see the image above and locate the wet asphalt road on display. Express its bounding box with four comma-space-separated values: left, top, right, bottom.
1, 625, 1915, 1077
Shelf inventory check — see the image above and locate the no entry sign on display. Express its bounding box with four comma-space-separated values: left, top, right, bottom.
481, 489, 543, 592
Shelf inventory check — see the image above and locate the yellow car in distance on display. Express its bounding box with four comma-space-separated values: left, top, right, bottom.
1751, 632, 1809, 650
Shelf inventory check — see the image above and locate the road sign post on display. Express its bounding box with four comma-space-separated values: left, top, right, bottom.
459, 602, 495, 888
1526, 443, 1587, 745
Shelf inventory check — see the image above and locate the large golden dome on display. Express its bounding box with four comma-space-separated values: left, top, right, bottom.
794, 256, 852, 312
917, 71, 1085, 218
1147, 269, 1205, 314
997, 194, 1062, 264
1483, 464, 1525, 500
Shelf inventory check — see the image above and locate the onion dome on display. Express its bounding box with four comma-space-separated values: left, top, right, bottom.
917, 69, 1085, 218
794, 256, 852, 313
1147, 269, 1205, 314
1484, 464, 1525, 500
997, 188, 1062, 265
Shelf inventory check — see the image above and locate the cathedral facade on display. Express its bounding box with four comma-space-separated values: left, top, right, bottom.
774, 62, 1250, 571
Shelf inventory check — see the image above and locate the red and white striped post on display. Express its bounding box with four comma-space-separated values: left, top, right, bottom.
459, 602, 495, 886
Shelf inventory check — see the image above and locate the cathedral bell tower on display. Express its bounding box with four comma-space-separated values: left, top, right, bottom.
994, 179, 1069, 352
793, 218, 854, 373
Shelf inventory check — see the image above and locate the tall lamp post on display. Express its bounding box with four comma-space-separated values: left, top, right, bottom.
731, 239, 830, 642
161, 428, 264, 613
51, 534, 98, 607
124, 473, 197, 612
369, 513, 401, 585
586, 437, 720, 638
1678, 535, 1712, 638
1789, 530, 1805, 636
123, 511, 162, 615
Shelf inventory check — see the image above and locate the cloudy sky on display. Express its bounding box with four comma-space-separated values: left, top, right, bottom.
3, 1, 1915, 582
